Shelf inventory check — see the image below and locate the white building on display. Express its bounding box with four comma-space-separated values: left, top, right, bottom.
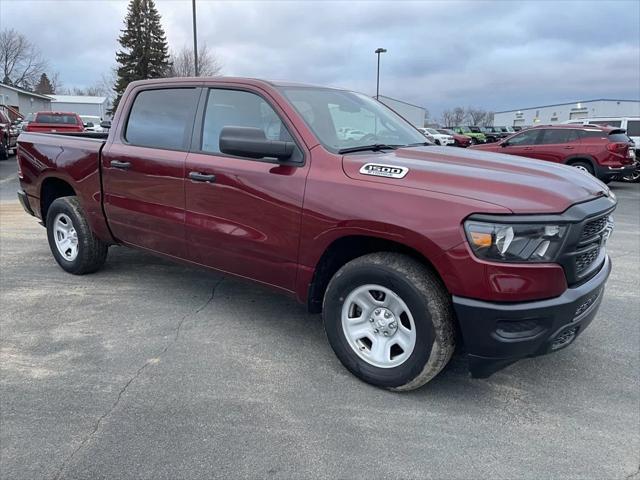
494, 99, 640, 127
377, 95, 427, 127
0, 83, 52, 120
49, 95, 110, 119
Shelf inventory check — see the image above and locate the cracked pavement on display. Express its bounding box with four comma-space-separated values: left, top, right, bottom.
1, 158, 638, 479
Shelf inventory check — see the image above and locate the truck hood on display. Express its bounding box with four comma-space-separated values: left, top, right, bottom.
342, 146, 611, 213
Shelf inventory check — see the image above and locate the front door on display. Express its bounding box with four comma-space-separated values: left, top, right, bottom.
184, 88, 309, 291
500, 128, 543, 159
102, 87, 199, 258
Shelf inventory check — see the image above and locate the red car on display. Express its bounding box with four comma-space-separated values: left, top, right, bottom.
16, 78, 616, 390
24, 111, 84, 134
470, 124, 636, 183
437, 128, 472, 147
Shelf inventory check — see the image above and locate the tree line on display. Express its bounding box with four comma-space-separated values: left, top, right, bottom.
439, 107, 495, 127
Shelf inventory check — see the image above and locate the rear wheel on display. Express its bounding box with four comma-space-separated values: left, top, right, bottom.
569, 160, 594, 176
323, 252, 455, 391
622, 170, 640, 183
46, 196, 109, 274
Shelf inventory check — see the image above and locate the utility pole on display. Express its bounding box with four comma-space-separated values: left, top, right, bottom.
192, 0, 199, 76
375, 47, 387, 100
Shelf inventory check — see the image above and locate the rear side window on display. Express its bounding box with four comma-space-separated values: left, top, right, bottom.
125, 88, 198, 150
626, 121, 640, 137
609, 132, 632, 142
538, 129, 580, 144
589, 120, 622, 127
35, 113, 80, 125
201, 89, 293, 154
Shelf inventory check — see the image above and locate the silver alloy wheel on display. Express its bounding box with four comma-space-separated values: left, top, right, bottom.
341, 284, 416, 368
572, 164, 590, 174
53, 213, 79, 261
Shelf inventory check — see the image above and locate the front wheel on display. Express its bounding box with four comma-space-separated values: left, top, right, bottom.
323, 253, 456, 391
0, 139, 8, 160
46, 196, 109, 274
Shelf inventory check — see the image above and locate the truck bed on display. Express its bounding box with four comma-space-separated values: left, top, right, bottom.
17, 131, 113, 242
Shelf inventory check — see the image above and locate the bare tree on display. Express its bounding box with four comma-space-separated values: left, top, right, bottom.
466, 107, 488, 125
0, 29, 48, 89
482, 111, 495, 127
440, 109, 455, 127
168, 44, 222, 77
452, 107, 467, 125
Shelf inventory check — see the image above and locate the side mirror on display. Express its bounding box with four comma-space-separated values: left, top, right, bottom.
100, 120, 112, 129
501, 141, 509, 147
219, 126, 294, 161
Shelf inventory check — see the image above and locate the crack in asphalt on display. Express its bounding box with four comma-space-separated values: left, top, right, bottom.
51, 278, 224, 480
625, 464, 640, 480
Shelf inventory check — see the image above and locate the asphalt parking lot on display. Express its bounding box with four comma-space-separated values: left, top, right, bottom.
1, 157, 638, 480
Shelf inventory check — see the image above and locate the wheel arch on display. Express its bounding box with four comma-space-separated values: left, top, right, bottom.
565, 155, 597, 172
305, 234, 446, 314
40, 176, 76, 221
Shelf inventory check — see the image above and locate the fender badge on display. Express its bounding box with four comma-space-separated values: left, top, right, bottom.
359, 163, 409, 179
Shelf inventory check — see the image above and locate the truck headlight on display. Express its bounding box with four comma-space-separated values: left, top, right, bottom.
464, 221, 568, 262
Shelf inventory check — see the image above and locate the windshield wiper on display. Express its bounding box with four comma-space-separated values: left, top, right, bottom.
404, 142, 432, 147
338, 144, 402, 154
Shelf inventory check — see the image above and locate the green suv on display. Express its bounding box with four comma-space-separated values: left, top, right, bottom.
449, 126, 486, 144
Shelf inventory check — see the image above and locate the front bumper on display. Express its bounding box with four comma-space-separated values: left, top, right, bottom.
453, 255, 612, 378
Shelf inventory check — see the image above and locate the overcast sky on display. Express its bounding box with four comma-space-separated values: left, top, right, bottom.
2, 0, 639, 118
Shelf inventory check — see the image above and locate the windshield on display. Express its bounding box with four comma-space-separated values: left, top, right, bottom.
279, 87, 426, 153
426, 128, 439, 135
458, 126, 471, 133
469, 126, 482, 133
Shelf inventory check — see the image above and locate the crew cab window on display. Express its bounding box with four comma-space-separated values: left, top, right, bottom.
201, 89, 293, 154
506, 129, 540, 146
538, 129, 579, 144
125, 88, 198, 150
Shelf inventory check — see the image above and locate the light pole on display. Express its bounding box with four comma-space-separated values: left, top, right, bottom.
375, 47, 387, 100
192, 0, 199, 76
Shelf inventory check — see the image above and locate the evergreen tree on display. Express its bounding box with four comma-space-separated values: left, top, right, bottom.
111, 0, 171, 113
34, 73, 54, 94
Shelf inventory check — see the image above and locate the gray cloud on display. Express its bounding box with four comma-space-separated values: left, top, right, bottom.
2, 0, 638, 118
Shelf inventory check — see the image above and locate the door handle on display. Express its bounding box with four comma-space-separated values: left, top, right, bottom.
110, 160, 131, 170
564, 146, 575, 150
188, 171, 216, 183
524, 147, 533, 150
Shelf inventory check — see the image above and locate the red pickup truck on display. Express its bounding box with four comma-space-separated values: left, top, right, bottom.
17, 78, 616, 390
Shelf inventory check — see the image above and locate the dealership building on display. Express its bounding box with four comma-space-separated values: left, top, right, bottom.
493, 99, 640, 127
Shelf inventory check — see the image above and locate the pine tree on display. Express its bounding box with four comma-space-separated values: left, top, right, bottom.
34, 73, 54, 94
111, 0, 171, 114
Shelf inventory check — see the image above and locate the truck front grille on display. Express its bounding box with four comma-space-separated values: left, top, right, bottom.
580, 216, 608, 242
575, 247, 600, 274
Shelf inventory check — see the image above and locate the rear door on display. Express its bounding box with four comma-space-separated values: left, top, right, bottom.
101, 87, 200, 258
184, 87, 309, 291
533, 128, 581, 164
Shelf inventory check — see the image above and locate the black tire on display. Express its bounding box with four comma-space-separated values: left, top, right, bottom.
435, 139, 441, 145
569, 160, 594, 176
470, 137, 478, 145
46, 196, 108, 274
622, 170, 640, 183
0, 140, 8, 160
323, 252, 455, 391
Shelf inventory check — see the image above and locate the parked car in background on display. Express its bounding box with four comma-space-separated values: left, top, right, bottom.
497, 126, 516, 135
80, 115, 105, 133
449, 126, 486, 144
417, 128, 436, 143
16, 77, 618, 390
512, 125, 524, 132
436, 128, 471, 147
24, 112, 84, 134
422, 127, 454, 145
471, 124, 636, 183
562, 117, 640, 153
481, 126, 509, 143
0, 110, 19, 159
